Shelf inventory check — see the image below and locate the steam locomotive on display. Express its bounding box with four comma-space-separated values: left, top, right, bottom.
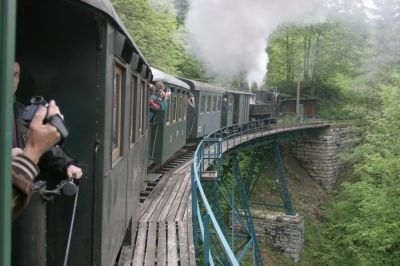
1, 0, 278, 265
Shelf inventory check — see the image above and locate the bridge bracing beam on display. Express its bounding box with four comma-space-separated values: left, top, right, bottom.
245, 152, 258, 195
231, 154, 264, 266
205, 182, 228, 238
272, 142, 294, 215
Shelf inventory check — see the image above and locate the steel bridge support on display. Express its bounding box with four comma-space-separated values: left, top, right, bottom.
272, 142, 294, 215
231, 154, 263, 266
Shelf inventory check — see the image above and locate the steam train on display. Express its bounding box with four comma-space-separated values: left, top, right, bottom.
0, 0, 278, 265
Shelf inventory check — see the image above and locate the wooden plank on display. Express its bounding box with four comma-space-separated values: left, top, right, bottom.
117, 246, 134, 266
157, 222, 167, 266
175, 175, 192, 221
183, 206, 187, 221
132, 222, 148, 266
156, 174, 185, 222
147, 174, 181, 222
139, 173, 172, 217
140, 174, 179, 222
144, 222, 157, 266
177, 221, 189, 266
167, 221, 178, 266
187, 196, 196, 266
166, 173, 190, 222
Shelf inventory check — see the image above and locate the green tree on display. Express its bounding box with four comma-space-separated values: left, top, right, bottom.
111, 0, 208, 80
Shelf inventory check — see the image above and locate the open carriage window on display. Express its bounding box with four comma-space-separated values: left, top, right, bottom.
173, 96, 177, 122
166, 95, 171, 125
207, 95, 211, 112
140, 80, 146, 136
177, 96, 181, 121
200, 95, 205, 113
112, 65, 124, 162
130, 75, 138, 144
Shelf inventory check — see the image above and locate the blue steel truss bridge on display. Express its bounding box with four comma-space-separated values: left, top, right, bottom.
191, 118, 329, 265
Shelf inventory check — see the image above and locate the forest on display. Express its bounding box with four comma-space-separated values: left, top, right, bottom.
112, 0, 400, 264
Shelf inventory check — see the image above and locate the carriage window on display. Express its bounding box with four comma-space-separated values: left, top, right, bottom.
165, 96, 171, 125
213, 96, 217, 112
173, 96, 177, 122
180, 96, 184, 120
177, 96, 181, 121
112, 65, 123, 162
141, 81, 146, 134
207, 95, 211, 112
200, 95, 205, 113
130, 75, 138, 144
137, 81, 143, 136
218, 96, 221, 111
183, 95, 187, 120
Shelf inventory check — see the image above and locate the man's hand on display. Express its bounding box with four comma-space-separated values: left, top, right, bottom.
12, 148, 23, 158
22, 100, 62, 164
66, 165, 83, 179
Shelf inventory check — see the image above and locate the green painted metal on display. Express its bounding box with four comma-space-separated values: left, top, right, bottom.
273, 142, 294, 215
232, 154, 263, 266
205, 183, 227, 237
0, 0, 16, 265
245, 152, 258, 194
203, 214, 210, 265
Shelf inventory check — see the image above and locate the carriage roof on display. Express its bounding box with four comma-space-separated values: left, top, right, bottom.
151, 68, 190, 90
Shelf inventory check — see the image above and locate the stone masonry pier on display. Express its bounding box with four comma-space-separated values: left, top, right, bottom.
290, 124, 357, 191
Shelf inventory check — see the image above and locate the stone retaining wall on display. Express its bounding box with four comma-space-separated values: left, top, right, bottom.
290, 124, 356, 191
230, 210, 304, 262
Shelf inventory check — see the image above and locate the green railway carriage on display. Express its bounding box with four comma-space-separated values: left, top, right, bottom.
9, 0, 152, 265
149, 68, 190, 165
179, 78, 225, 139
221, 90, 254, 127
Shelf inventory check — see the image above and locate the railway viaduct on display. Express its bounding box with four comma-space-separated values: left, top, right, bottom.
118, 120, 348, 265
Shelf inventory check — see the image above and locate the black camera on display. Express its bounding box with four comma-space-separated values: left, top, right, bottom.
22, 96, 69, 141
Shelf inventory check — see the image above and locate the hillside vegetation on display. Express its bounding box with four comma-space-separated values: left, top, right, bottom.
111, 0, 400, 264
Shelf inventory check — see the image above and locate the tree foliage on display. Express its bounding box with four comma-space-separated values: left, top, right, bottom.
111, 0, 208, 79
266, 20, 370, 119
316, 81, 400, 265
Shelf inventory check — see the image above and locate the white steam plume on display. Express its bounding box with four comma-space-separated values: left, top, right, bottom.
186, 0, 327, 86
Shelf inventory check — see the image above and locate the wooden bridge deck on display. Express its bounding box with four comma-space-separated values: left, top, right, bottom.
118, 122, 328, 265
119, 170, 196, 266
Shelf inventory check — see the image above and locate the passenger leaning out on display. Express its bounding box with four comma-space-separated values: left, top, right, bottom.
188, 92, 195, 109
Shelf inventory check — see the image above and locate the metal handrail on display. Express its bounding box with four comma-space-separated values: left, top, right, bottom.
191, 117, 324, 264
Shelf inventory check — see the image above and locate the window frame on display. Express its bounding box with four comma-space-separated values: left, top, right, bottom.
165, 93, 171, 126
200, 95, 205, 113
140, 80, 147, 136
172, 95, 177, 123
112, 64, 124, 163
130, 75, 138, 145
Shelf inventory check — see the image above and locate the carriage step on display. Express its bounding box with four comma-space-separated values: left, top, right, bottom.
147, 173, 162, 182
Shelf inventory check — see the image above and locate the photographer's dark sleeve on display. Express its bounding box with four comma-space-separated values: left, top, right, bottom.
38, 146, 74, 177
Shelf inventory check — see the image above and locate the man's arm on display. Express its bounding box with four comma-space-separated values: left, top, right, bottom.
12, 101, 62, 219
12, 154, 39, 219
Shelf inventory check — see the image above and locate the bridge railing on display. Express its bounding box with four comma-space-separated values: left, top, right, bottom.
192, 117, 324, 264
